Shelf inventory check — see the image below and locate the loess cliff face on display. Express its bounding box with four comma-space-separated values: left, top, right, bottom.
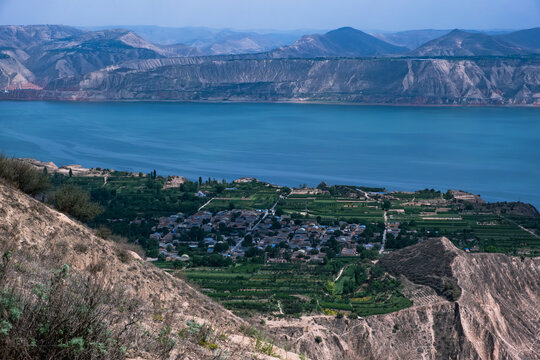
1, 25, 538, 104
453, 252, 540, 359
5, 57, 537, 104
267, 238, 540, 360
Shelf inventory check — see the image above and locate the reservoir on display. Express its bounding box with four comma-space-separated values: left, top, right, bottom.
1, 101, 538, 207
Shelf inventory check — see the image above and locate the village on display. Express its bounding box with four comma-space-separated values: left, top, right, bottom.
146, 208, 394, 264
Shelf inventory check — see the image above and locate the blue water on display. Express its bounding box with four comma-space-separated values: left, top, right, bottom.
1, 101, 539, 207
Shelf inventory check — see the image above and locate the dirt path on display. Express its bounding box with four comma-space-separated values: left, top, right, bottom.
277, 300, 284, 315
379, 210, 388, 254
501, 215, 540, 239
198, 198, 214, 211
334, 263, 353, 282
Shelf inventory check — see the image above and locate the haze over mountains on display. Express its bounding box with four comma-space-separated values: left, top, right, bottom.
0, 24, 539, 104
85, 25, 306, 55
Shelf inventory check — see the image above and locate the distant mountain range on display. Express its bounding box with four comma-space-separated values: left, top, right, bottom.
0, 25, 538, 104
373, 30, 452, 50
84, 25, 304, 55
409, 29, 530, 56
268, 27, 408, 57
496, 27, 540, 53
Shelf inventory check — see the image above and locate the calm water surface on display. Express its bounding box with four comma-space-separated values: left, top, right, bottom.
1, 101, 539, 207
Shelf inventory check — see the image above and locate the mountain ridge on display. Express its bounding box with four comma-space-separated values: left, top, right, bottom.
269, 27, 409, 58
497, 27, 540, 53
409, 29, 529, 57
1, 25, 539, 104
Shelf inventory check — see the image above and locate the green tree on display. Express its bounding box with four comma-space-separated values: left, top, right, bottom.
54, 185, 103, 222
241, 234, 253, 247
443, 190, 454, 200
324, 281, 336, 296
354, 266, 367, 285
343, 279, 355, 294
370, 265, 385, 279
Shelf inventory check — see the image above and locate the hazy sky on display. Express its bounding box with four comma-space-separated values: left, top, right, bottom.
0, 0, 538, 31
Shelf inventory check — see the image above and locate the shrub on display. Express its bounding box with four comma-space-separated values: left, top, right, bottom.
322, 308, 338, 316
0, 256, 143, 360
73, 242, 89, 254
443, 280, 461, 301
0, 155, 50, 195
96, 225, 113, 239
117, 249, 131, 263
53, 185, 103, 222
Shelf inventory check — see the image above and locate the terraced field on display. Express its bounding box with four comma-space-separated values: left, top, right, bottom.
281, 197, 384, 222
388, 198, 539, 254
183, 258, 412, 317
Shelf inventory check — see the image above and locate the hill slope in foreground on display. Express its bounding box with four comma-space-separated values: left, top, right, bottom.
1, 182, 539, 359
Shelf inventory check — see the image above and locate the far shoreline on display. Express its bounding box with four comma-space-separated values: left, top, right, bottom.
1, 98, 539, 108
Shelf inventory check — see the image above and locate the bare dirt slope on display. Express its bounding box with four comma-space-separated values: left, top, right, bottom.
0, 182, 303, 359
267, 238, 540, 360
0, 182, 238, 327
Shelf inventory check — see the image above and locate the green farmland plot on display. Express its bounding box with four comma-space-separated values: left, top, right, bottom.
281, 198, 384, 222
183, 258, 411, 317
397, 211, 540, 254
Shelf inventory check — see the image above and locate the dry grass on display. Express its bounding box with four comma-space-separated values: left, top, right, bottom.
0, 155, 50, 196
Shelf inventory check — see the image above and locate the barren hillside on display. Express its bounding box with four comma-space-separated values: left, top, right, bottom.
265, 238, 540, 359
0, 182, 302, 359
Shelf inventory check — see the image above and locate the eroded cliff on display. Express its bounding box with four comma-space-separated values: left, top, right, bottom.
7, 57, 538, 104
267, 238, 540, 359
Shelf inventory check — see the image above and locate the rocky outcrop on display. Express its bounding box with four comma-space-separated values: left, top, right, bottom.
269, 238, 540, 359
0, 55, 39, 90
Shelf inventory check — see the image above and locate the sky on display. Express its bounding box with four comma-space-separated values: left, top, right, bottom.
0, 0, 538, 31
